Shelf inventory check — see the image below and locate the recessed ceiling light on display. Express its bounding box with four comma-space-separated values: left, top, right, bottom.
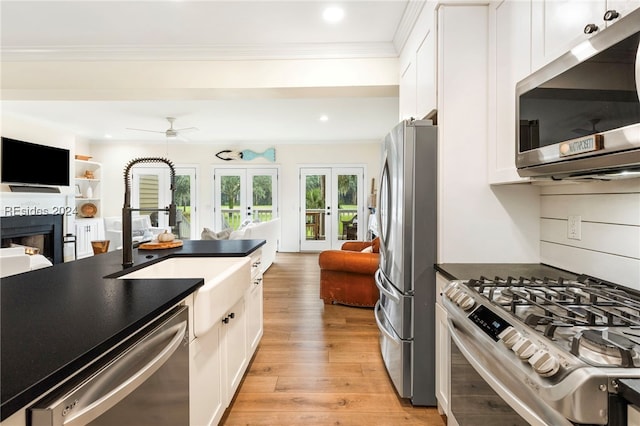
319, 115, 329, 122
323, 6, 344, 23
104, 134, 112, 138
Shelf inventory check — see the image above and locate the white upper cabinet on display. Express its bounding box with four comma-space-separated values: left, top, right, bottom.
399, 61, 417, 120
531, 0, 606, 70
531, 0, 640, 71
415, 28, 436, 120
398, 1, 436, 121
606, 0, 640, 21
488, 0, 533, 184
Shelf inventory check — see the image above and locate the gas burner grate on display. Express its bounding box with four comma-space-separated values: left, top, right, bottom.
465, 275, 640, 334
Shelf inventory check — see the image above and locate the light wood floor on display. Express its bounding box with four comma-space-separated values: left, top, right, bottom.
221, 252, 446, 425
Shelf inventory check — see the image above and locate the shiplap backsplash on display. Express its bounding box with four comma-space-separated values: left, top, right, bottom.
540, 178, 640, 290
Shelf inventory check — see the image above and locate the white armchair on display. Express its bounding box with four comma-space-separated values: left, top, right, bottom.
104, 215, 164, 251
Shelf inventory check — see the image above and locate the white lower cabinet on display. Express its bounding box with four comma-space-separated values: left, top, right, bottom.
435, 273, 450, 416
222, 297, 248, 403
74, 218, 104, 259
189, 298, 248, 426
189, 321, 224, 426
188, 251, 264, 426
246, 251, 264, 353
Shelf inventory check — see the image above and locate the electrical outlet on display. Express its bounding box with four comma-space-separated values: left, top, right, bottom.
568, 215, 582, 240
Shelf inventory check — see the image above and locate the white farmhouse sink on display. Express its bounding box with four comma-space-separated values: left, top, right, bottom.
119, 257, 251, 337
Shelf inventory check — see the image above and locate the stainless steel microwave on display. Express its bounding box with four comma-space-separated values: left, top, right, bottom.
516, 8, 640, 180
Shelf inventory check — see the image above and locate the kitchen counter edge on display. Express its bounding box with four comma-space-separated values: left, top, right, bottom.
0, 239, 266, 422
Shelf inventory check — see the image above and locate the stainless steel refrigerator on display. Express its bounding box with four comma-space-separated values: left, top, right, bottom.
374, 119, 437, 406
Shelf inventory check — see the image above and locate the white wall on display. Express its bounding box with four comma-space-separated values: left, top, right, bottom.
89, 140, 381, 252
1, 115, 77, 192
539, 178, 640, 289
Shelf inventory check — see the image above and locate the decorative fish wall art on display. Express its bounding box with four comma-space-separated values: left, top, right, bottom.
215, 148, 276, 162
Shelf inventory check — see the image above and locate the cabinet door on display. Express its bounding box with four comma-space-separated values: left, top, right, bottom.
189, 323, 224, 426
75, 219, 104, 259
223, 298, 247, 405
415, 29, 436, 120
245, 274, 263, 354
605, 0, 640, 26
531, 0, 606, 70
435, 301, 449, 416
489, 0, 532, 184
399, 61, 417, 120
435, 274, 450, 415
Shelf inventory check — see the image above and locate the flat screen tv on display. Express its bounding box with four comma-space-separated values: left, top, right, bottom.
1, 137, 70, 186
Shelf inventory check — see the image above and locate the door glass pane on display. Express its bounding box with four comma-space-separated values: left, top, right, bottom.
252, 174, 273, 223
139, 175, 159, 211
305, 175, 326, 241
175, 175, 191, 240
337, 174, 358, 241
138, 174, 162, 232
220, 175, 242, 230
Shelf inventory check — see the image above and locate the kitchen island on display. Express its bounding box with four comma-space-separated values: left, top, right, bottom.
0, 239, 265, 423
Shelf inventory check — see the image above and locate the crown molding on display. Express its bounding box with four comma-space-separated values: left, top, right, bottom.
392, 0, 427, 53
1, 42, 399, 62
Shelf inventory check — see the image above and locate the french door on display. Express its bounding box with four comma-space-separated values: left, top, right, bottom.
130, 166, 197, 240
299, 167, 364, 251
213, 167, 278, 231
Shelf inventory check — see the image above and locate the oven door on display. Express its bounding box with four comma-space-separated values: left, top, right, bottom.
447, 319, 573, 426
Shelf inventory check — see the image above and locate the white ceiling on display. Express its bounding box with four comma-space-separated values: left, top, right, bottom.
0, 1, 417, 144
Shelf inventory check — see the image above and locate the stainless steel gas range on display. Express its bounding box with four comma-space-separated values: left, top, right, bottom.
442, 274, 640, 426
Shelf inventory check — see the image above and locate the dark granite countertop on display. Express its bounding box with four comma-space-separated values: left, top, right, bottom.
436, 263, 579, 282
0, 239, 265, 421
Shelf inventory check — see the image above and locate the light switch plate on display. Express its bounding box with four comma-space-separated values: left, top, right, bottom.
568, 215, 581, 240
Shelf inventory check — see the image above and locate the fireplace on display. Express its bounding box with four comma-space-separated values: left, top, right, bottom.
1, 215, 64, 264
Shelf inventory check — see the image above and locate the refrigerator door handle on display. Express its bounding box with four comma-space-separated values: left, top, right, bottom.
375, 301, 401, 344
378, 158, 391, 256
375, 269, 400, 304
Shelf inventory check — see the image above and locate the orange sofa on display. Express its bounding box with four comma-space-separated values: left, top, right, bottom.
318, 238, 380, 307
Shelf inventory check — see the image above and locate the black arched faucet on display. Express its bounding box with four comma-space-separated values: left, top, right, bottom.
122, 157, 177, 268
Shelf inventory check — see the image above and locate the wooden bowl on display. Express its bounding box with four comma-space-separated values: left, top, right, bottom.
80, 203, 97, 218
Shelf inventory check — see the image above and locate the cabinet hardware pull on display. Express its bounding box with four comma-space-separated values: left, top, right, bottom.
583, 23, 599, 34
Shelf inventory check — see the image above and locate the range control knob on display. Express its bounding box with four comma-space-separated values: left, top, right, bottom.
452, 291, 467, 304
498, 327, 522, 349
444, 284, 460, 299
528, 350, 560, 377
512, 338, 538, 360
457, 294, 475, 311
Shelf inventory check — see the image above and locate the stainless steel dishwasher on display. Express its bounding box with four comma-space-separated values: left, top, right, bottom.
29, 305, 189, 426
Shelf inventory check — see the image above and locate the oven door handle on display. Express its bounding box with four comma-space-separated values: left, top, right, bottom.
447, 318, 573, 426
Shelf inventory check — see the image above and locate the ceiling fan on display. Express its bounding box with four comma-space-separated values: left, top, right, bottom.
126, 117, 198, 140
571, 118, 601, 136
